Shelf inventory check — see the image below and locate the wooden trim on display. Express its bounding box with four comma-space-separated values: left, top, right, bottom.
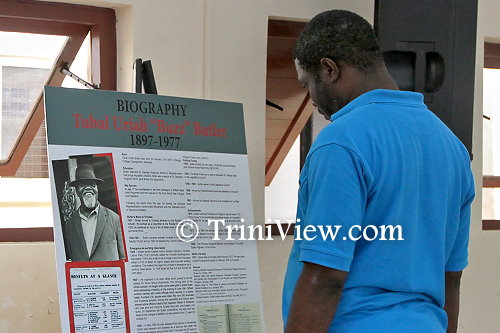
482, 220, 500, 230
0, 16, 90, 35
268, 19, 306, 39
0, 227, 54, 242
265, 94, 313, 185
484, 42, 500, 69
90, 9, 117, 90
0, 0, 114, 25
483, 175, 500, 187
484, 42, 500, 57
484, 57, 500, 69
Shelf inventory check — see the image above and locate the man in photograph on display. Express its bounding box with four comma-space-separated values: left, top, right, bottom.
64, 164, 126, 262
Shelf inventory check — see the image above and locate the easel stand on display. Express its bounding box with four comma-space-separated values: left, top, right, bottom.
60, 58, 158, 95
134, 58, 157, 94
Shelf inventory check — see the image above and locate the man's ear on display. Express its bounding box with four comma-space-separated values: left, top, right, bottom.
320, 58, 340, 82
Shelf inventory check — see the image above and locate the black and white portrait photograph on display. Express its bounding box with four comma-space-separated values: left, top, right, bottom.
52, 154, 126, 262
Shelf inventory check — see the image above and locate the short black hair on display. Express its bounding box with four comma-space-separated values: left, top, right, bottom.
294, 10, 383, 73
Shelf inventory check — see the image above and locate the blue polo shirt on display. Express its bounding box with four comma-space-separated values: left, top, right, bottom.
282, 89, 475, 332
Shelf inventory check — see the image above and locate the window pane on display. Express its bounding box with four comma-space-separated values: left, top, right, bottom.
14, 33, 90, 178
2, 66, 50, 162
0, 178, 52, 228
62, 33, 91, 89
482, 188, 500, 220
0, 32, 67, 164
2, 67, 50, 177
15, 120, 48, 177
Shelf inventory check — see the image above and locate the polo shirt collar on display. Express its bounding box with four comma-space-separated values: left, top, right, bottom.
330, 89, 424, 122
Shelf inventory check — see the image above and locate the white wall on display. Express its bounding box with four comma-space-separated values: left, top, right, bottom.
265, 138, 300, 223
0, 243, 60, 332
5, 0, 500, 332
457, 0, 500, 331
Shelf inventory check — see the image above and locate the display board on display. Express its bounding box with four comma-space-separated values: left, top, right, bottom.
45, 86, 263, 333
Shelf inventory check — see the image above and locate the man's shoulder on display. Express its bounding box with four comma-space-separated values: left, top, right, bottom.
99, 205, 120, 220
66, 210, 80, 223
313, 103, 381, 143
63, 211, 81, 235
308, 116, 367, 158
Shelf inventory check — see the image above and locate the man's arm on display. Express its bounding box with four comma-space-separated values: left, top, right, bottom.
444, 270, 462, 333
285, 262, 348, 333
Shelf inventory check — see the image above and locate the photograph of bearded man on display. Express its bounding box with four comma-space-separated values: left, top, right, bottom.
63, 163, 126, 262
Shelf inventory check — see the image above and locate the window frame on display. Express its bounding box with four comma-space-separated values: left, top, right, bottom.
0, 0, 116, 242
482, 176, 500, 230
482, 42, 500, 230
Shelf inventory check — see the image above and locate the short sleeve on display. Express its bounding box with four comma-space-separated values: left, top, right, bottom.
445, 169, 475, 272
299, 143, 369, 272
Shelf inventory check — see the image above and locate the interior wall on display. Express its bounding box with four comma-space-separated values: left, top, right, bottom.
265, 138, 300, 222
5, 0, 499, 332
0, 243, 60, 332
458, 0, 500, 331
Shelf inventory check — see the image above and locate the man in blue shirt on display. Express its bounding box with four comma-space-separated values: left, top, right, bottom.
282, 10, 475, 333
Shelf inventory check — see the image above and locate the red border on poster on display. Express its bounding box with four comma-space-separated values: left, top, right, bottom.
65, 260, 131, 333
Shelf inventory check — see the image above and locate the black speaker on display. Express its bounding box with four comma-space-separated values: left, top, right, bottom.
375, 0, 478, 158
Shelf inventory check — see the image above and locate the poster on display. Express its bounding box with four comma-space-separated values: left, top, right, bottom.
45, 87, 264, 333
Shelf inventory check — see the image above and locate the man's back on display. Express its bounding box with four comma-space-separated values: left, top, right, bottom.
282, 89, 475, 332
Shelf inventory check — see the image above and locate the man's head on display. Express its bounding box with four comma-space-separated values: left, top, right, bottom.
293, 10, 386, 119
70, 164, 103, 212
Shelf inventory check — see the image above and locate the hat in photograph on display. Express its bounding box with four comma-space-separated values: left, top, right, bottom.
69, 164, 103, 187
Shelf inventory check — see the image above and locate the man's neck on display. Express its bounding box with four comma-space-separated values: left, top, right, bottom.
343, 65, 399, 105
80, 203, 99, 218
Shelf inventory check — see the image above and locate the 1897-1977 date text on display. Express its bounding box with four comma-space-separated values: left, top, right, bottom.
130, 134, 180, 148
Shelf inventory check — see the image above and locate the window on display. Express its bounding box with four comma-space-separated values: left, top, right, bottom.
482, 42, 500, 230
265, 19, 310, 186
264, 19, 309, 235
0, 32, 66, 177
0, 0, 116, 241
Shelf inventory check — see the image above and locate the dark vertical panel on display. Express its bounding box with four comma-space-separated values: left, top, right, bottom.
375, 0, 478, 157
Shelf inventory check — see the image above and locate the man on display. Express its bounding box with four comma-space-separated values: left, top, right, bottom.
282, 10, 474, 333
64, 163, 126, 262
